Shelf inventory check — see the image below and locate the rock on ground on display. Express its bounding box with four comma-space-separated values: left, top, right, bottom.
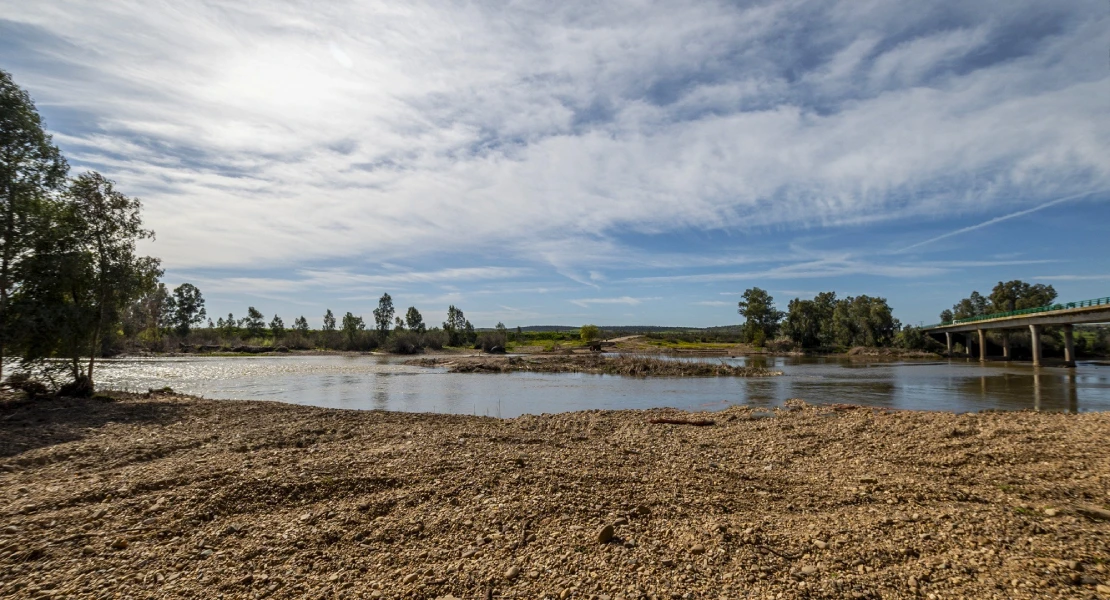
0, 393, 1108, 599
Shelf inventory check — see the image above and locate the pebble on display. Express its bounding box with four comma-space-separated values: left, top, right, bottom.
597, 524, 614, 544
800, 565, 817, 576
505, 565, 520, 579
110, 538, 129, 550
661, 558, 675, 567
461, 549, 477, 558
402, 573, 417, 584
813, 540, 828, 549
1044, 508, 1058, 517
690, 544, 706, 555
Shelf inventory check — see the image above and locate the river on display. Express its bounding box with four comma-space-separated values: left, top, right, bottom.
89, 354, 1110, 416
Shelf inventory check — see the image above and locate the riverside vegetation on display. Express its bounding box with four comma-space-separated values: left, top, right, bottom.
2, 392, 1109, 599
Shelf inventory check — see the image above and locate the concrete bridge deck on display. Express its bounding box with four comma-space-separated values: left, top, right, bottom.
921, 297, 1110, 367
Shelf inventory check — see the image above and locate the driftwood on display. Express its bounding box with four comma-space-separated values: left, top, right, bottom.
648, 418, 715, 426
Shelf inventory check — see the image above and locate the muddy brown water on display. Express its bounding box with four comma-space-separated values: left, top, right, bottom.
89, 354, 1110, 417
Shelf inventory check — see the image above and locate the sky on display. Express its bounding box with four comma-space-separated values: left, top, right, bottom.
2, 0, 1108, 328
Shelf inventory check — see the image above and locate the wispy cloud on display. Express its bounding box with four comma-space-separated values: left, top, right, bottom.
693, 300, 732, 307
570, 296, 655, 308
899, 191, 1105, 252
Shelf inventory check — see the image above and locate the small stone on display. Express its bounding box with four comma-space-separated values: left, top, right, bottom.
81, 545, 96, 556
633, 505, 651, 517
597, 524, 614, 544
299, 513, 312, 522
462, 549, 477, 559
199, 549, 213, 558
1096, 584, 1110, 595
800, 565, 817, 576
402, 573, 417, 584
505, 565, 520, 579
859, 477, 878, 484
1077, 505, 1110, 521
690, 544, 706, 555
1044, 508, 1058, 517
813, 540, 828, 550
908, 576, 918, 588
110, 538, 129, 550
2, 526, 16, 534
614, 517, 628, 526
661, 558, 675, 567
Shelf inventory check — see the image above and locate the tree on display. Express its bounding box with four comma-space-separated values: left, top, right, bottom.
952, 291, 989, 320
169, 283, 205, 336
393, 316, 406, 331
939, 309, 954, 324
404, 306, 425, 333
781, 298, 822, 348
989, 280, 1057, 313
0, 69, 69, 382
341, 311, 364, 346
294, 315, 309, 333
373, 293, 394, 340
123, 282, 171, 340
443, 305, 467, 345
830, 295, 899, 347
243, 306, 265, 338
580, 324, 600, 342
221, 312, 236, 337
322, 309, 336, 349
19, 172, 161, 386
270, 314, 284, 338
737, 287, 782, 346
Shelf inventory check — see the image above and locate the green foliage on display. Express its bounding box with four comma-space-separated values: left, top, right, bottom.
423, 327, 447, 350
443, 305, 470, 346
294, 315, 309, 333
989, 280, 1057, 313
18, 172, 162, 383
0, 69, 69, 382
737, 287, 782, 345
405, 306, 425, 333
242, 306, 265, 338
373, 293, 394, 340
476, 331, 507, 352
580, 324, 600, 342
894, 326, 928, 350
169, 283, 206, 336
781, 291, 898, 349
270, 314, 284, 338
322, 309, 336, 331
939, 309, 954, 324
341, 311, 365, 346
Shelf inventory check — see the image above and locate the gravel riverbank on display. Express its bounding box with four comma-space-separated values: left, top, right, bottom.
1, 392, 1109, 599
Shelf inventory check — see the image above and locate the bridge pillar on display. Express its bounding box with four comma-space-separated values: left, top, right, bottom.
1063, 324, 1076, 367
1001, 331, 1010, 359
965, 334, 973, 358
945, 332, 952, 356
977, 329, 986, 361
1030, 324, 1042, 367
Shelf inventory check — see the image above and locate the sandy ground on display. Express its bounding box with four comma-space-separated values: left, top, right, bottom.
1, 392, 1109, 599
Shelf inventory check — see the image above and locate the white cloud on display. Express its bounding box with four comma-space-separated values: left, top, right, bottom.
692, 300, 732, 307
2, 0, 1106, 278
570, 296, 654, 307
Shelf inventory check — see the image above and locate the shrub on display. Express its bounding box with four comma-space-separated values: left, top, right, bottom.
387, 330, 423, 354
423, 328, 447, 350
476, 332, 507, 353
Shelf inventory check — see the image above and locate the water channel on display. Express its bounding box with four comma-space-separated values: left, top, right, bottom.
90, 354, 1110, 416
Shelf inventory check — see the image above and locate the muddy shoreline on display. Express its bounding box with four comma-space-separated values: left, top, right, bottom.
2, 393, 1109, 599
405, 354, 783, 377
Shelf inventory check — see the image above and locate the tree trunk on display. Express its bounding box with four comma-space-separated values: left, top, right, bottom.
0, 180, 12, 385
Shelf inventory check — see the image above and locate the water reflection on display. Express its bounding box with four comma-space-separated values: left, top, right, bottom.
89, 355, 1110, 417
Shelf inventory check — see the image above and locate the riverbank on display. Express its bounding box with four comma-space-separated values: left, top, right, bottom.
406, 354, 783, 377
2, 393, 1109, 599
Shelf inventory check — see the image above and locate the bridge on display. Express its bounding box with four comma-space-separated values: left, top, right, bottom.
921, 296, 1110, 367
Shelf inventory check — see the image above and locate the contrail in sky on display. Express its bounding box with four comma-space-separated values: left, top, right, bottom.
900, 190, 1105, 252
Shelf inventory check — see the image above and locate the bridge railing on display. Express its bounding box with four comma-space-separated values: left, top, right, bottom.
923, 296, 1110, 329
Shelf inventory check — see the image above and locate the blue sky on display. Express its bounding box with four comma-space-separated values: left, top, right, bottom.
2, 0, 1108, 328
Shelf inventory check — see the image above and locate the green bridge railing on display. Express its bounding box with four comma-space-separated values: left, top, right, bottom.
923, 296, 1110, 329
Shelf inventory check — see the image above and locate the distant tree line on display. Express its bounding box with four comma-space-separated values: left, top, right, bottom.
732, 287, 920, 350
